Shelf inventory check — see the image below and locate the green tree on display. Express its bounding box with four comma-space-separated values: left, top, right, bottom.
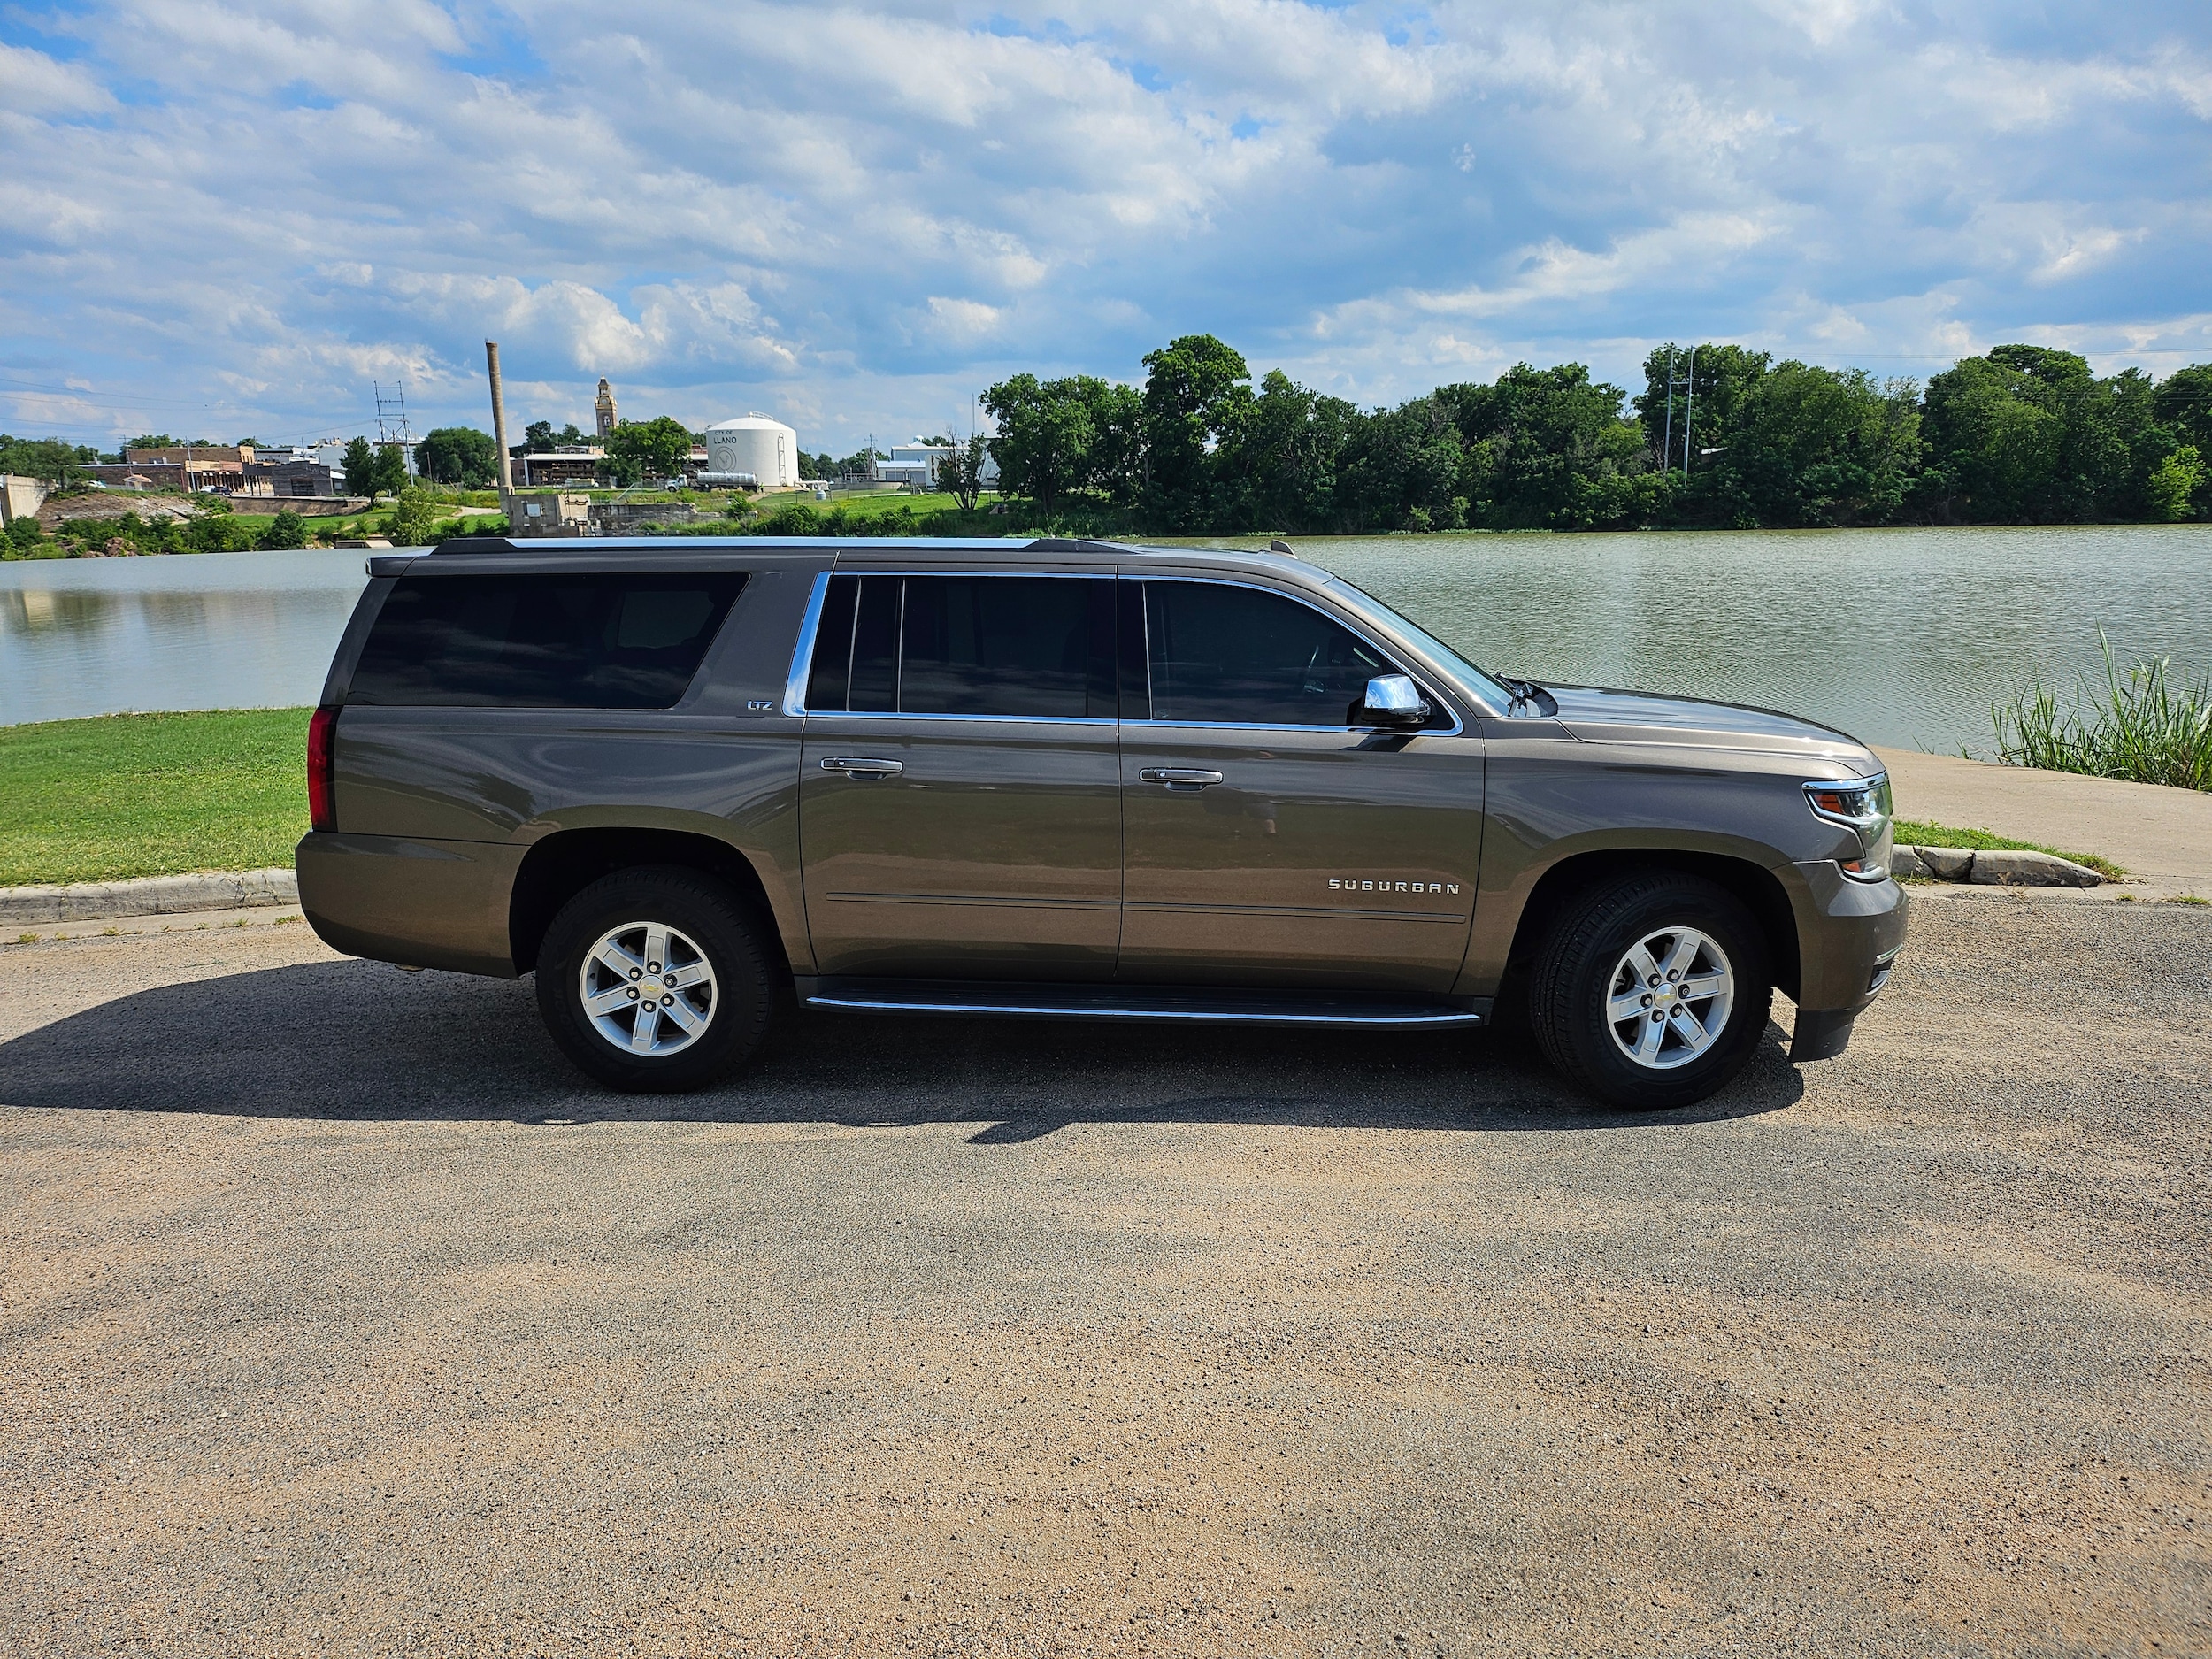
341, 437, 378, 497
983, 374, 1139, 515
123, 434, 177, 452
1219, 371, 1356, 532
386, 485, 441, 546
2146, 446, 2206, 521
1445, 362, 1654, 528
0, 434, 91, 488
258, 508, 309, 549
417, 426, 498, 487
1336, 397, 1467, 532
1918, 346, 2134, 523
1140, 334, 1253, 529
939, 433, 992, 511
603, 416, 696, 486
524, 420, 557, 450
1689, 363, 1921, 528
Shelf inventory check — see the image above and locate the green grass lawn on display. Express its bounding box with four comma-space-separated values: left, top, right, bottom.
0, 710, 311, 887
1894, 818, 2124, 879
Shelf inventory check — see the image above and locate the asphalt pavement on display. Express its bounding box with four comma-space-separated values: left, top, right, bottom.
1, 890, 2207, 1657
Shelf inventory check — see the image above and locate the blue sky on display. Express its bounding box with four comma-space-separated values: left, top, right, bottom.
3, 0, 2208, 454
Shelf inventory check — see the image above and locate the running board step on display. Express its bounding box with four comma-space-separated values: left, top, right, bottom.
796, 978, 1488, 1029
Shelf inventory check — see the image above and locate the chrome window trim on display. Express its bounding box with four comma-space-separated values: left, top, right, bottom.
801, 710, 1118, 728
781, 571, 833, 717
785, 566, 1465, 735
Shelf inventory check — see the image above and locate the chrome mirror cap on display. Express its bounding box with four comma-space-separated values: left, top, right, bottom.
1361, 673, 1431, 727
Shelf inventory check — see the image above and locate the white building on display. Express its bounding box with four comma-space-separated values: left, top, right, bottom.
872, 437, 997, 491
701, 414, 798, 488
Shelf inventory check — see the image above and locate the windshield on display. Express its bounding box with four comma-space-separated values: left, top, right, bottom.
1321, 574, 1515, 710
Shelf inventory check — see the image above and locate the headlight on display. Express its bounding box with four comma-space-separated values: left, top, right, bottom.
1804, 773, 1893, 882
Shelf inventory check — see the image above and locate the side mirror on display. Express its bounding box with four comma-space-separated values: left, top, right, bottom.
1360, 673, 1432, 728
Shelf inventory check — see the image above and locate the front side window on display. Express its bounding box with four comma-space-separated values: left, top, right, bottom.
1141, 580, 1398, 727
805, 574, 1116, 718
348, 572, 746, 708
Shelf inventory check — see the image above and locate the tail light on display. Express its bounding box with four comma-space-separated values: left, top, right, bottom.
307, 704, 339, 832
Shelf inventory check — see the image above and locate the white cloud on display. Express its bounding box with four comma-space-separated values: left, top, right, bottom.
0, 0, 2208, 449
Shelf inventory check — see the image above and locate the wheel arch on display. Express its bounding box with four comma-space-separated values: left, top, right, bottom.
509, 827, 790, 979
1503, 848, 1801, 1003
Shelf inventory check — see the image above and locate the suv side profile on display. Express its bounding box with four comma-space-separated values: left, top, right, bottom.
297, 536, 1906, 1110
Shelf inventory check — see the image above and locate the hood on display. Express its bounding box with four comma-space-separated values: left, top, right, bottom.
1542, 685, 1881, 775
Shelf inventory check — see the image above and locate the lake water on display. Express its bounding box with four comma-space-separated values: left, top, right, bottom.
4, 526, 2208, 754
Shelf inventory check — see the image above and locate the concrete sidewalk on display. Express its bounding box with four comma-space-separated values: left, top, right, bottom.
1874, 746, 2212, 895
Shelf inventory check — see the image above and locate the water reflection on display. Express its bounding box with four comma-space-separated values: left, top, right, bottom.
1, 549, 370, 726
4, 529, 2208, 750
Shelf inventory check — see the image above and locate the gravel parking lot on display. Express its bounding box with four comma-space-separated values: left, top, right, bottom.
2, 892, 2207, 1657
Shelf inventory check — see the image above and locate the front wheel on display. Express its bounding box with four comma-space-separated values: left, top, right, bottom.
534, 867, 775, 1093
1529, 872, 1772, 1110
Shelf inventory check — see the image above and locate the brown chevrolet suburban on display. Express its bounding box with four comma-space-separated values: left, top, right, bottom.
296, 536, 1906, 1109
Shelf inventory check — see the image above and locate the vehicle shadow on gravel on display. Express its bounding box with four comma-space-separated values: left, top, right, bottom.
0, 958, 1803, 1135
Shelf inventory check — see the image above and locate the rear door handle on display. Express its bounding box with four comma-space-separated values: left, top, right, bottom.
820, 756, 903, 778
1139, 767, 1225, 789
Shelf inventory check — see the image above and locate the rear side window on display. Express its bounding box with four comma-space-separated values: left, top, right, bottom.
806, 574, 1115, 718
348, 572, 746, 708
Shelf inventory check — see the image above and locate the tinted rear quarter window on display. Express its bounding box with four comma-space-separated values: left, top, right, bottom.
805, 573, 1114, 718
348, 572, 747, 708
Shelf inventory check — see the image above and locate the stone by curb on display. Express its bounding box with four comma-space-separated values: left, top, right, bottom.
0, 868, 298, 926
1888, 845, 2101, 888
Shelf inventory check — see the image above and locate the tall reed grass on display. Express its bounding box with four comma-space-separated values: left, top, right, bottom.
1992, 629, 2212, 793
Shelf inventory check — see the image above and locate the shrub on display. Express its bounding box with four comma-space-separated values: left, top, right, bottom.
259, 509, 308, 550
1993, 629, 2212, 792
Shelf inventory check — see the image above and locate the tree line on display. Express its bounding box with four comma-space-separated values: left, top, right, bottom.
981, 337, 2212, 532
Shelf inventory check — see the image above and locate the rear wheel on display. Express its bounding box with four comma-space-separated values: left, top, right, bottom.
534, 867, 775, 1092
1529, 872, 1772, 1110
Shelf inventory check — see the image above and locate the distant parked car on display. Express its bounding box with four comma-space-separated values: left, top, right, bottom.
297, 536, 1905, 1109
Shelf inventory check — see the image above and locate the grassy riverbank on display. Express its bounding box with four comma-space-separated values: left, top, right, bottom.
0, 710, 310, 887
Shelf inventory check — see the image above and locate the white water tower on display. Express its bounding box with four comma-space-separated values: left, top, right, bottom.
702, 413, 798, 488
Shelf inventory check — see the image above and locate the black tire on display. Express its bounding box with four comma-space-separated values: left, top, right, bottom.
534, 866, 776, 1093
1528, 871, 1772, 1110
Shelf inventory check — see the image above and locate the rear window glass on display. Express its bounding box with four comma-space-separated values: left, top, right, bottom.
348, 572, 746, 708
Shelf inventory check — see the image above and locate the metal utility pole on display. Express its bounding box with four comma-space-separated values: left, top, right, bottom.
1682, 346, 1697, 475
374, 381, 417, 478
485, 341, 515, 495
1661, 349, 1676, 475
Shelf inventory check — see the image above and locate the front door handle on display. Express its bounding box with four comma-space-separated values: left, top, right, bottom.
1139, 767, 1225, 790
820, 756, 903, 778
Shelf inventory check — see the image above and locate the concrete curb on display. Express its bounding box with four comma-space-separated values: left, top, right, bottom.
1890, 845, 2101, 888
0, 868, 298, 926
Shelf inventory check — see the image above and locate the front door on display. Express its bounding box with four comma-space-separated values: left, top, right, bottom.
1117, 577, 1483, 991
799, 571, 1122, 979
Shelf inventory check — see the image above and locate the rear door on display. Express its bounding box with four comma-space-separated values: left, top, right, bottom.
1117, 576, 1484, 992
797, 570, 1122, 979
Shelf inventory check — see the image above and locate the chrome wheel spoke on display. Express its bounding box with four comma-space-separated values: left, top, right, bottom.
586, 984, 638, 1016
595, 941, 644, 979
661, 995, 707, 1033
1607, 990, 1649, 1024
1626, 945, 1663, 985
666, 961, 711, 991
643, 925, 670, 973
628, 1001, 663, 1050
1662, 933, 1701, 980
1678, 972, 1729, 1002
1635, 1015, 1667, 1064
1668, 1004, 1714, 1053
